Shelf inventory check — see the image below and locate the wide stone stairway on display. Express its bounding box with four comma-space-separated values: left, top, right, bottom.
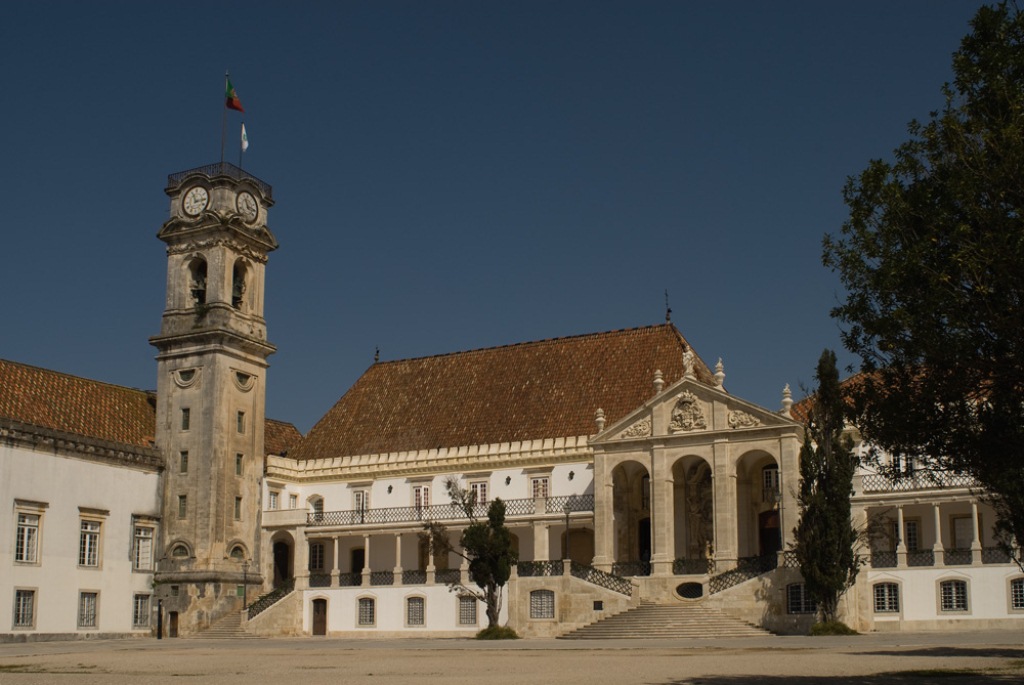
189, 611, 261, 639
559, 600, 771, 640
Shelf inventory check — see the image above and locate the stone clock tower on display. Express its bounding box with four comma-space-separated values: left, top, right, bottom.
151, 163, 277, 634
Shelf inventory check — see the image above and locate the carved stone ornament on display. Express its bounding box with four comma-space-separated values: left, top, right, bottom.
727, 410, 761, 429
620, 417, 652, 439
232, 370, 256, 392
167, 238, 270, 264
172, 368, 200, 389
669, 391, 707, 433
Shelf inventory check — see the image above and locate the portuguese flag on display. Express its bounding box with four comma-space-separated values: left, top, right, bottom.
225, 77, 245, 113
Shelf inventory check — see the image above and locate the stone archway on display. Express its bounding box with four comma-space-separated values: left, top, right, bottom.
270, 531, 295, 588
671, 456, 714, 571
611, 460, 651, 574
735, 451, 781, 559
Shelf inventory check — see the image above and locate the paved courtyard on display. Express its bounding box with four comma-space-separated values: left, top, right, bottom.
1, 632, 1022, 685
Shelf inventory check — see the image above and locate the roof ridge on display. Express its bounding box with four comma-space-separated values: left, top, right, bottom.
374, 323, 679, 366
0, 358, 153, 396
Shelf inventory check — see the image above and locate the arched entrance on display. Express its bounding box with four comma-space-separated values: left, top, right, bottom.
271, 531, 295, 588
736, 451, 781, 559
611, 460, 651, 575
671, 456, 714, 572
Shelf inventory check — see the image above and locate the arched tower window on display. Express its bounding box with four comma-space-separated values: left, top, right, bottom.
232, 260, 247, 309
189, 258, 207, 305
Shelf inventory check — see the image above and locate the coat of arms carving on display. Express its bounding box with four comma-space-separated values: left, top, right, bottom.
669, 391, 707, 432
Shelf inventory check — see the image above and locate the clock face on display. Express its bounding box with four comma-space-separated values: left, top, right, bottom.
237, 192, 258, 222
183, 186, 209, 216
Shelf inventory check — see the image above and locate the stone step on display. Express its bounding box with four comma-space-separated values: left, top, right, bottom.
560, 602, 770, 640
186, 612, 262, 640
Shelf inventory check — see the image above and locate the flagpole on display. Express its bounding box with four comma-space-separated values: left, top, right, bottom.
220, 71, 228, 165
239, 121, 244, 170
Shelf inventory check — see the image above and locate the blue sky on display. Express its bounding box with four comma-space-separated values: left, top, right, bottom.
0, 2, 985, 433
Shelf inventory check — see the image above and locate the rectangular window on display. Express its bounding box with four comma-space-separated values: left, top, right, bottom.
940, 580, 968, 612
234, 497, 242, 520
289, 494, 298, 509
471, 482, 488, 506
180, 451, 188, 473
1012, 578, 1024, 610
354, 490, 369, 512
904, 520, 920, 552
237, 411, 245, 434
414, 485, 430, 511
358, 597, 375, 626
873, 583, 900, 613
787, 583, 816, 615
78, 592, 98, 628
406, 597, 425, 626
178, 495, 187, 519
952, 516, 974, 549
235, 453, 243, 476
530, 589, 555, 619
532, 477, 549, 500
181, 408, 190, 431
458, 596, 477, 625
132, 594, 150, 628
309, 542, 324, 572
269, 492, 279, 510
79, 520, 100, 567
13, 590, 35, 628
15, 513, 39, 563
133, 526, 153, 571
762, 466, 780, 502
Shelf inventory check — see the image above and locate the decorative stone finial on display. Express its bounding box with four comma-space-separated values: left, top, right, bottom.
653, 369, 664, 394
595, 408, 606, 432
781, 384, 793, 418
683, 347, 696, 380
714, 358, 725, 389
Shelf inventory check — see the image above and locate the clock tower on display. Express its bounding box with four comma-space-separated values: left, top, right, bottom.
151, 163, 277, 634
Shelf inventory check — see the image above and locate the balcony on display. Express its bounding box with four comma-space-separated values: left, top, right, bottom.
306, 494, 594, 527
861, 472, 975, 493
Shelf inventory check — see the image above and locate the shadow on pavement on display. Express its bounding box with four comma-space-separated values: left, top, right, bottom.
857, 647, 1024, 659
656, 674, 1020, 685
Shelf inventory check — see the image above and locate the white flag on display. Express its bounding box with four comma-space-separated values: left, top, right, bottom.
241, 123, 249, 153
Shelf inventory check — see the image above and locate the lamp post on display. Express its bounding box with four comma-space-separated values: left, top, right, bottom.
242, 560, 250, 610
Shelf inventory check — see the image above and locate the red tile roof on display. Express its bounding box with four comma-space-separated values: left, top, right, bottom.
0, 358, 301, 456
290, 324, 714, 460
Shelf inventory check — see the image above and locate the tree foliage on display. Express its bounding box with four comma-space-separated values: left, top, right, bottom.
794, 350, 859, 624
423, 477, 517, 629
823, 2, 1024, 563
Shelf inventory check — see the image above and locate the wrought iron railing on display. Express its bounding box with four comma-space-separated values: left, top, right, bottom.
782, 551, 801, 568
861, 471, 976, 493
708, 555, 777, 595
907, 550, 935, 567
982, 547, 1012, 564
167, 162, 273, 199
308, 572, 332, 587
570, 561, 632, 596
611, 560, 652, 577
370, 570, 394, 586
246, 579, 293, 620
944, 549, 973, 566
870, 551, 898, 568
402, 570, 427, 585
435, 568, 462, 585
306, 496, 556, 527
673, 558, 713, 575
337, 572, 362, 587
517, 560, 564, 577
547, 493, 596, 512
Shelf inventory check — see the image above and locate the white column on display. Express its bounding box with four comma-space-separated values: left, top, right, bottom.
330, 535, 340, 585
651, 447, 673, 576
361, 533, 371, 581
712, 442, 737, 569
591, 455, 614, 571
393, 533, 404, 585
931, 504, 944, 567
533, 521, 550, 561
970, 501, 983, 565
896, 505, 907, 567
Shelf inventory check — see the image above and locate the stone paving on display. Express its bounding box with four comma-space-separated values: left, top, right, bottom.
0, 632, 1022, 684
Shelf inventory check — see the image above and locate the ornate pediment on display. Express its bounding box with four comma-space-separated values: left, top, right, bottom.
619, 416, 652, 439
669, 391, 707, 433
727, 410, 761, 429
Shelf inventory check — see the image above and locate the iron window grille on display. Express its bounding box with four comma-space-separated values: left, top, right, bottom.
406, 597, 425, 626
940, 580, 968, 612
529, 589, 555, 619
873, 583, 900, 613
357, 598, 375, 626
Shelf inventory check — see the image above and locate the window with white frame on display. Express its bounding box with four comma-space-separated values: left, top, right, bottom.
354, 491, 369, 518
458, 596, 477, 625
133, 594, 150, 628
406, 596, 425, 626
873, 583, 900, 613
78, 591, 98, 628
762, 465, 780, 503
940, 579, 968, 612
470, 481, 488, 506
289, 494, 298, 509
309, 542, 325, 572
133, 526, 154, 571
414, 485, 430, 511
1012, 578, 1024, 610
79, 520, 101, 567
357, 597, 375, 626
268, 491, 279, 510
904, 520, 920, 552
530, 589, 555, 619
15, 513, 40, 563
531, 477, 549, 500
786, 583, 816, 615
13, 590, 35, 628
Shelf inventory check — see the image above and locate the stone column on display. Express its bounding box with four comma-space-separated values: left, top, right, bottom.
533, 521, 550, 562
932, 504, 944, 567
896, 506, 907, 568
591, 455, 615, 572
970, 501, 983, 565
712, 441, 737, 569
778, 435, 800, 551
330, 535, 341, 586
361, 533, 371, 583
393, 533, 404, 586
295, 525, 309, 590
650, 446, 674, 576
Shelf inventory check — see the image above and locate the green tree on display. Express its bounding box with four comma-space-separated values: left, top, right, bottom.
823, 2, 1024, 566
423, 477, 517, 629
794, 350, 860, 624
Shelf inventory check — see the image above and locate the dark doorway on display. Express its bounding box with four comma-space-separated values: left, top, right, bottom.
273, 541, 291, 587
351, 548, 365, 574
638, 517, 652, 574
312, 599, 327, 636
759, 510, 781, 557
168, 611, 179, 638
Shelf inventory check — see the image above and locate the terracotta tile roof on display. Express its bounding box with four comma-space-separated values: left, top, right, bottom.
0, 358, 302, 456
265, 418, 302, 456
0, 359, 156, 448
290, 324, 714, 460
790, 371, 868, 424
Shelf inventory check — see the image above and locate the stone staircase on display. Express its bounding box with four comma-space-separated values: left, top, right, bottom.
190, 611, 261, 639
559, 600, 771, 640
